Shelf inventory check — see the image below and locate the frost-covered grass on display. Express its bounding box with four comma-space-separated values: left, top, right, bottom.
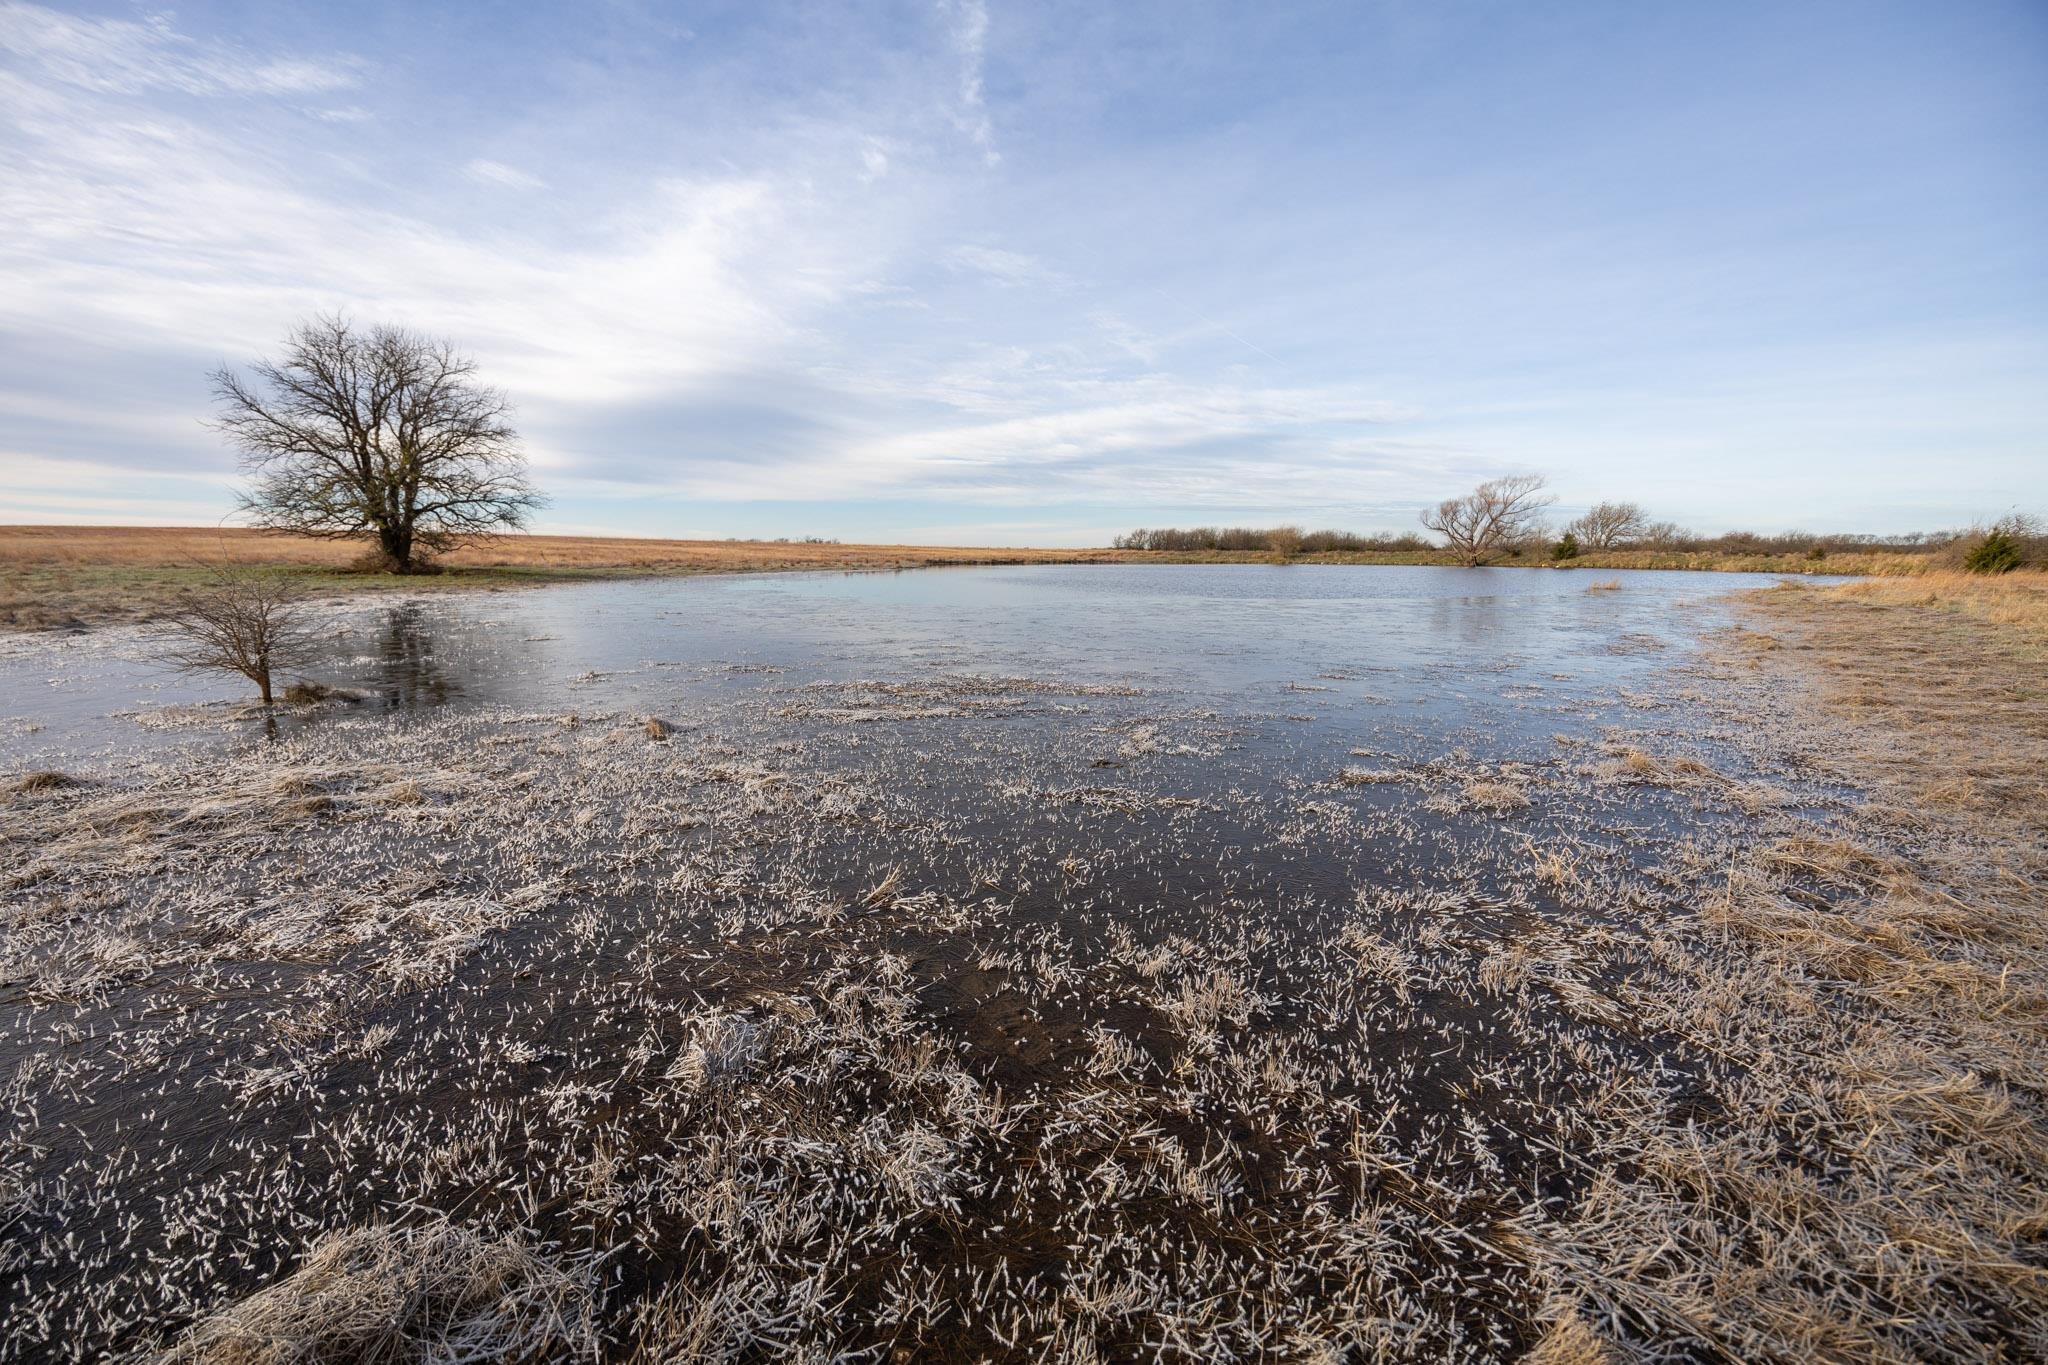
1, 634, 2042, 1362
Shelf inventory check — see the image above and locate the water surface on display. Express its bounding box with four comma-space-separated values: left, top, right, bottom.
1, 563, 1828, 772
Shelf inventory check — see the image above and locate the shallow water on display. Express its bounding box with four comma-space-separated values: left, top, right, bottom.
5, 563, 1894, 1362
0, 563, 1835, 772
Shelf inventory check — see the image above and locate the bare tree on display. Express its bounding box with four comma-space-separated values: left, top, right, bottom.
156, 569, 317, 707
1566, 500, 1652, 551
1266, 525, 1304, 558
1638, 520, 1686, 549
1420, 474, 1556, 566
213, 316, 544, 574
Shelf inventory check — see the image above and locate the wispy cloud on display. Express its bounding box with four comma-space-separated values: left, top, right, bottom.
463, 158, 546, 191
0, 1, 362, 97
1, 0, 1443, 526
3, 0, 2038, 539
0, 77, 873, 409
944, 243, 1068, 289
937, 0, 998, 166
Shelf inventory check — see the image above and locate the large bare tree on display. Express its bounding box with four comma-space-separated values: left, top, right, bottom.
1420, 474, 1555, 566
213, 316, 543, 573
1566, 500, 1652, 551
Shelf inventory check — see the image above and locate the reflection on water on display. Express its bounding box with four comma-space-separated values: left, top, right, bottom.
371, 603, 455, 711
0, 564, 1841, 771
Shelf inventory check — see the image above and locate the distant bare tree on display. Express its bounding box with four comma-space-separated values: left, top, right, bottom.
1638, 520, 1686, 550
213, 316, 544, 574
1420, 474, 1556, 566
156, 569, 316, 707
1266, 525, 1304, 558
1566, 500, 1652, 551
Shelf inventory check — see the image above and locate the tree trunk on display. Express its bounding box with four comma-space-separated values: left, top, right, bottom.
258, 669, 274, 706
379, 525, 415, 574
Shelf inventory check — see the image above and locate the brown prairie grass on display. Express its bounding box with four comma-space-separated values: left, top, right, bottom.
1817, 569, 2048, 638
162, 1220, 596, 1364
0, 524, 1108, 573
1337, 765, 1407, 786
1567, 548, 1937, 576
1524, 1303, 1613, 1365
5, 770, 81, 795
1462, 780, 1532, 814
0, 525, 1131, 631
1578, 571, 2048, 1356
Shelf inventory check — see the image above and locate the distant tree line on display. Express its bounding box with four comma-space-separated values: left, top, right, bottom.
1113, 526, 1432, 553
1117, 483, 2042, 572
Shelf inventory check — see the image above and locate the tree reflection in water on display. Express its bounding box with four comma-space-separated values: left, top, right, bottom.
373, 604, 455, 709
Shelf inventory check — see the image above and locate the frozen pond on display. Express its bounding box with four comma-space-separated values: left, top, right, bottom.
7, 562, 1912, 1363
1, 563, 1832, 773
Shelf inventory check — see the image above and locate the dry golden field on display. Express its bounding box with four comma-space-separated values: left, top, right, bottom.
0, 524, 1126, 572
1819, 566, 2048, 637
0, 526, 1130, 630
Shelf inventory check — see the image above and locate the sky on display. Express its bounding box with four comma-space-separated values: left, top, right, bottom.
1, 0, 2043, 544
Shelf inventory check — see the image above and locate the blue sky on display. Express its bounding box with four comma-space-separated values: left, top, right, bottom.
1, 0, 2043, 543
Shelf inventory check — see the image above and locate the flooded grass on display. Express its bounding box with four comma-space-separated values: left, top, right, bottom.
1, 571, 2042, 1361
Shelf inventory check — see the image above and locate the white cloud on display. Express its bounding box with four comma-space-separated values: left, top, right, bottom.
0, 66, 881, 411
0, 1, 1466, 527
464, 158, 546, 191
0, 1, 362, 97
937, 0, 998, 165
0, 450, 233, 524
944, 243, 1069, 289
858, 137, 892, 182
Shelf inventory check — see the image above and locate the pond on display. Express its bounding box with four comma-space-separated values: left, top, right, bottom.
1, 563, 1830, 773
1, 563, 1876, 1362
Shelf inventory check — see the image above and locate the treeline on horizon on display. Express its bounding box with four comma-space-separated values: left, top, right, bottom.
1112, 520, 2039, 560
1113, 527, 1435, 553
1128, 481, 2046, 570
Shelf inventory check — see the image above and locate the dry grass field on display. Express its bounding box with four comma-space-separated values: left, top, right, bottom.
1820, 567, 2048, 638
0, 524, 1944, 634
0, 525, 1122, 573
0, 526, 1129, 631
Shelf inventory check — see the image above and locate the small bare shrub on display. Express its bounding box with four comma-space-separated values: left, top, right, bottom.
155, 568, 316, 707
